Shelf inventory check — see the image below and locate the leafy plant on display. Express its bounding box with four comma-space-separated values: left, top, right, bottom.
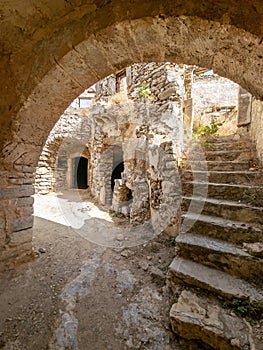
168, 237, 177, 246
193, 121, 223, 139
139, 82, 152, 102
224, 298, 262, 320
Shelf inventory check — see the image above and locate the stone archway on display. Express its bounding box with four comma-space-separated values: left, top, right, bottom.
71, 155, 89, 190
2, 15, 263, 167
0, 1, 263, 269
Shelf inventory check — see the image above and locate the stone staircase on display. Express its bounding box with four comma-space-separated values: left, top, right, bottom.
168, 134, 263, 349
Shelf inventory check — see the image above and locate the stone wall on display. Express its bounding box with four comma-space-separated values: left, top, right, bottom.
84, 101, 182, 233
192, 74, 239, 134
250, 99, 263, 164
35, 63, 189, 197
0, 165, 35, 271
129, 63, 185, 104
36, 95, 183, 232
34, 63, 247, 234
34, 100, 91, 194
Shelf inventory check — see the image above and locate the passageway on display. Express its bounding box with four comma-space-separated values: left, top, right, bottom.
73, 156, 88, 189
0, 193, 178, 350
111, 161, 124, 191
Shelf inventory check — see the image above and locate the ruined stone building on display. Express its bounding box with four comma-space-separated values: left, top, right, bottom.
34, 64, 241, 233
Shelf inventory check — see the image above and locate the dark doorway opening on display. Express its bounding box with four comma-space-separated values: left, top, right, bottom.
73, 157, 88, 189
111, 161, 124, 191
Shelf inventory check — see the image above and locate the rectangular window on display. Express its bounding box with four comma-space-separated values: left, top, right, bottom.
79, 97, 92, 108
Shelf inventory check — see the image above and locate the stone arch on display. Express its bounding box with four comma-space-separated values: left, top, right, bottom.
54, 137, 90, 193
2, 15, 263, 168
35, 134, 91, 194
34, 136, 64, 194
68, 152, 90, 191
1, 4, 263, 269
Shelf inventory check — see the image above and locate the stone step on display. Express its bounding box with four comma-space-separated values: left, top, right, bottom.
203, 140, 255, 151
206, 134, 251, 143
182, 170, 262, 185
190, 149, 252, 162
188, 138, 255, 151
182, 181, 263, 205
175, 233, 263, 284
182, 196, 263, 224
181, 212, 263, 244
182, 160, 250, 171
170, 290, 261, 350
168, 257, 263, 305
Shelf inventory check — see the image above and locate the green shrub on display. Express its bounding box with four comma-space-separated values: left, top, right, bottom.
193, 121, 223, 138
139, 83, 152, 101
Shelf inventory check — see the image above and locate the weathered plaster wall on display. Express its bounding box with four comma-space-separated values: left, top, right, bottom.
192, 75, 239, 131
87, 101, 182, 226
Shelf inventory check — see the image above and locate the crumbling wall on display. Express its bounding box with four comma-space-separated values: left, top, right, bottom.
95, 74, 117, 101
148, 142, 181, 236
192, 74, 239, 134
34, 103, 91, 194
128, 63, 186, 108
87, 102, 182, 232
34, 63, 190, 232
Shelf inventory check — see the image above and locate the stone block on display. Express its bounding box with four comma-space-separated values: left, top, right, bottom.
37, 166, 48, 175
13, 216, 34, 233
244, 242, 263, 257
9, 228, 33, 246
162, 180, 176, 193
158, 87, 177, 100
23, 178, 34, 184
18, 185, 34, 197
9, 178, 24, 185
16, 196, 34, 207
0, 187, 18, 199
21, 206, 34, 216
14, 165, 35, 173
170, 290, 253, 350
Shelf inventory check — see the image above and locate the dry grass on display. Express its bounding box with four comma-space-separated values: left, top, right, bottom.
109, 91, 130, 105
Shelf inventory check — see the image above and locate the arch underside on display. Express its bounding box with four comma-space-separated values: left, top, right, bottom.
1, 14, 263, 168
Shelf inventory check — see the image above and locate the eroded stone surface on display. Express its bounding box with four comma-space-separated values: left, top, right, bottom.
168, 257, 263, 304
244, 242, 263, 258
170, 290, 257, 350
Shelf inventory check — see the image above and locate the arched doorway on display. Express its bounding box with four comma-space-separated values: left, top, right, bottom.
73, 156, 88, 190
111, 161, 124, 191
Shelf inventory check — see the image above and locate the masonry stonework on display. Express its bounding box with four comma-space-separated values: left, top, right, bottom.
250, 99, 263, 164
0, 7, 262, 240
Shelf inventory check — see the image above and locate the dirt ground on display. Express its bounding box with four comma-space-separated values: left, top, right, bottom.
0, 193, 184, 350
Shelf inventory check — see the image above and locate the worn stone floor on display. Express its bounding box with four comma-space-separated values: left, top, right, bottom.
0, 193, 183, 350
